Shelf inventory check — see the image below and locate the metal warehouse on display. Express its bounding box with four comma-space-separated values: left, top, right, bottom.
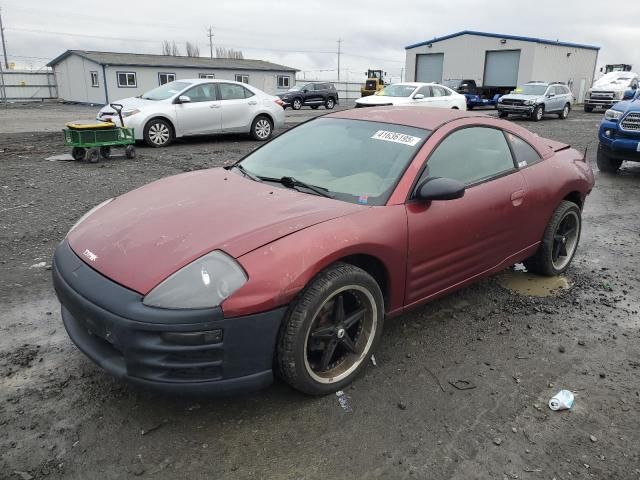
47, 50, 298, 104
405, 31, 599, 103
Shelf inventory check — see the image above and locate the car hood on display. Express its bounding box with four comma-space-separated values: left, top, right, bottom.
67, 168, 363, 295
501, 94, 542, 102
610, 98, 640, 114
592, 72, 638, 91
98, 97, 162, 112
356, 95, 402, 105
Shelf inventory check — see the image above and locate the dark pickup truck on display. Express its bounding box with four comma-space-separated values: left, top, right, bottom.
441, 79, 512, 109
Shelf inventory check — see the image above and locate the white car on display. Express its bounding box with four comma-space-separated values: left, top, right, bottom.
97, 79, 286, 147
355, 82, 467, 110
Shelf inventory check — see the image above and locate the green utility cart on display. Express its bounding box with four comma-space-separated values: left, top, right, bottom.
63, 103, 136, 162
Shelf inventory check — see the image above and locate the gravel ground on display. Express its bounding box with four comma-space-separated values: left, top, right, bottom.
1, 107, 640, 480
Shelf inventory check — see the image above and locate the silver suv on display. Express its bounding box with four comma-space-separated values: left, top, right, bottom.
497, 82, 574, 121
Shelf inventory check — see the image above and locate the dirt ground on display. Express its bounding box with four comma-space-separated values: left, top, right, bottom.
1, 107, 639, 480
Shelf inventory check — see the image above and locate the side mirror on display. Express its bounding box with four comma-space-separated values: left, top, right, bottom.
623, 89, 636, 100
303, 89, 308, 93
414, 93, 425, 100
177, 95, 191, 104
414, 177, 465, 202
546, 93, 554, 98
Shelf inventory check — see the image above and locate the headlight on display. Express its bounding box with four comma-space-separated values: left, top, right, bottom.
524, 100, 535, 106
143, 250, 247, 309
122, 109, 141, 117
585, 90, 591, 99
604, 109, 623, 121
67, 198, 113, 235
498, 97, 503, 103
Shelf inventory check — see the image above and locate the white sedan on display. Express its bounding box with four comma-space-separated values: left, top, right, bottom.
355, 82, 466, 110
97, 79, 285, 147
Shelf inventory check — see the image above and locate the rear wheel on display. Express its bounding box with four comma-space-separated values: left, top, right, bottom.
559, 103, 570, 119
532, 105, 544, 121
524, 201, 581, 276
277, 263, 384, 395
325, 97, 335, 109
584, 105, 594, 113
71, 147, 86, 161
292, 98, 303, 110
596, 144, 622, 173
144, 118, 173, 147
250, 115, 273, 141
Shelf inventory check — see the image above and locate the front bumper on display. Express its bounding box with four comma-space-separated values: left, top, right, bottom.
52, 241, 286, 395
497, 104, 534, 114
599, 121, 640, 161
585, 98, 618, 109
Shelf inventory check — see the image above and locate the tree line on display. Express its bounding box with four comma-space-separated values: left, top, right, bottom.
162, 41, 244, 59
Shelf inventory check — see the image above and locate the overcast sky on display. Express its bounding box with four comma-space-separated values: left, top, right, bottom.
2, 0, 639, 82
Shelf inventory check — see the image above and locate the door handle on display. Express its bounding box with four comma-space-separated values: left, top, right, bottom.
248, 100, 258, 105
209, 104, 221, 109
510, 190, 525, 207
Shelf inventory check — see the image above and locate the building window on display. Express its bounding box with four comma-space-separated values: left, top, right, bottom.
158, 72, 176, 85
90, 71, 99, 87
199, 73, 216, 79
277, 75, 290, 89
117, 72, 137, 88
235, 74, 249, 84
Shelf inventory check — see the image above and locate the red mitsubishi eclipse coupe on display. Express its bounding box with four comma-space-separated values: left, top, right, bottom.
53, 107, 594, 395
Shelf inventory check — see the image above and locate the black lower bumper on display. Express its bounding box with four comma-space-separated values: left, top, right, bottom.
52, 241, 286, 395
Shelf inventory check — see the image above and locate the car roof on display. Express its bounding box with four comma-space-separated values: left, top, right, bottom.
326, 106, 490, 131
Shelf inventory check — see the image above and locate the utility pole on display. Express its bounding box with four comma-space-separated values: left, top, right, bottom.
207, 26, 214, 59
336, 38, 342, 81
0, 7, 9, 69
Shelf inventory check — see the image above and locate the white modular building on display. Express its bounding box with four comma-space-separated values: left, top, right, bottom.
47, 50, 298, 104
405, 31, 599, 102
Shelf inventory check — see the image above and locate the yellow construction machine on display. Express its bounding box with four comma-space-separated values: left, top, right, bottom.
360, 69, 386, 97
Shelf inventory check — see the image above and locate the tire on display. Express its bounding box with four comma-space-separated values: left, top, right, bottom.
85, 148, 100, 163
467, 105, 474, 110
71, 147, 86, 161
143, 118, 173, 147
311, 105, 319, 110
125, 145, 136, 159
596, 144, 622, 173
584, 105, 594, 113
99, 146, 111, 159
524, 201, 581, 276
531, 105, 544, 121
250, 115, 273, 141
325, 97, 335, 109
558, 103, 570, 119
292, 98, 303, 110
498, 111, 508, 118
277, 262, 384, 395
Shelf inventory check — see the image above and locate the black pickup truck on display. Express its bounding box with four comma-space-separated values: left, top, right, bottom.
441, 79, 513, 109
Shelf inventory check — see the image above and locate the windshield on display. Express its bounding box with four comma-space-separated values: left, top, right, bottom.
377, 84, 417, 97
141, 81, 192, 100
516, 84, 548, 96
288, 85, 302, 91
238, 118, 429, 205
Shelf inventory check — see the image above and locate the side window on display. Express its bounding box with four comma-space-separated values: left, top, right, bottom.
218, 83, 251, 100
184, 83, 218, 103
415, 86, 431, 97
554, 86, 565, 95
505, 132, 542, 167
432, 86, 449, 96
420, 127, 516, 185
90, 71, 99, 87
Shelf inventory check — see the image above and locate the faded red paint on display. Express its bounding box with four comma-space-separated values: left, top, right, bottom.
67, 108, 595, 319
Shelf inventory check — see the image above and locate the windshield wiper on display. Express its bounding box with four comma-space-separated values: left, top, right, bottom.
278, 176, 333, 198
232, 164, 263, 182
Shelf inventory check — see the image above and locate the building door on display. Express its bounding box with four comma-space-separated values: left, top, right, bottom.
483, 50, 521, 87
577, 79, 586, 103
415, 53, 444, 83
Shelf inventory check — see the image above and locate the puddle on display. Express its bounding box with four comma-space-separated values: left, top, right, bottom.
497, 266, 570, 297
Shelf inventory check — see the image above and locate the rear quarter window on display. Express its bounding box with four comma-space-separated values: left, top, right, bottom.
505, 132, 542, 167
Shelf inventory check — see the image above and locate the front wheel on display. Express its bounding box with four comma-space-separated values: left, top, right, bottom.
498, 111, 508, 118
596, 144, 622, 173
250, 115, 273, 141
524, 201, 581, 276
584, 105, 594, 113
532, 105, 544, 121
277, 263, 384, 395
325, 98, 335, 109
144, 119, 173, 147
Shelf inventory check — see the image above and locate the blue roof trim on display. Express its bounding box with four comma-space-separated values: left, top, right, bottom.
405, 30, 600, 51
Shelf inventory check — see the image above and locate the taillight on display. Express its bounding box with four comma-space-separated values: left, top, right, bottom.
274, 99, 285, 108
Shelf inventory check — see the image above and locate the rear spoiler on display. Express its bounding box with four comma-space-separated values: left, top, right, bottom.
546, 138, 571, 153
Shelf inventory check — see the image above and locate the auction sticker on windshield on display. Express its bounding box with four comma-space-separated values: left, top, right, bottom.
371, 130, 421, 147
